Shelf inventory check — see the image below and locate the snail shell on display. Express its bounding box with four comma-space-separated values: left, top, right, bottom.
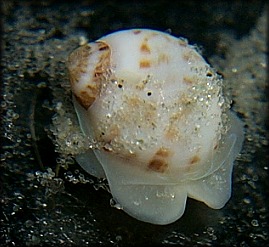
67, 29, 244, 225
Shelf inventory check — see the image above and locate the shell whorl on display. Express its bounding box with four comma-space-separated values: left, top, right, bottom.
67, 41, 111, 109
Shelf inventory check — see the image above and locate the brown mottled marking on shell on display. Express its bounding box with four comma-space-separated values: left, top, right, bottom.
67, 44, 92, 86
189, 155, 200, 165
93, 41, 111, 79
96, 41, 110, 51
155, 147, 170, 158
86, 42, 111, 109
133, 30, 142, 35
68, 41, 111, 109
148, 158, 168, 173
140, 42, 151, 54
140, 59, 151, 68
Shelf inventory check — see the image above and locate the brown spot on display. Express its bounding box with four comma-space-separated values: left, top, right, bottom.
189, 155, 200, 165
155, 147, 170, 158
94, 41, 111, 79
140, 42, 151, 54
133, 30, 141, 35
97, 41, 110, 51
139, 59, 151, 68
148, 159, 168, 173
214, 143, 219, 150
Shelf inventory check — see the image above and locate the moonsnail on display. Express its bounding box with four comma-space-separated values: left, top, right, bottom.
66, 29, 244, 225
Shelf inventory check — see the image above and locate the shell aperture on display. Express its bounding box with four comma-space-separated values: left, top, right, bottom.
67, 29, 244, 225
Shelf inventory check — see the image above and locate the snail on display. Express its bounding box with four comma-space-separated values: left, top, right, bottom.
66, 29, 244, 225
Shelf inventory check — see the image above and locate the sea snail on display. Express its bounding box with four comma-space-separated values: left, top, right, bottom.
67, 29, 244, 225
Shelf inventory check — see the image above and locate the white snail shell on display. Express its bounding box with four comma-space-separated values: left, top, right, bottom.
67, 29, 244, 225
